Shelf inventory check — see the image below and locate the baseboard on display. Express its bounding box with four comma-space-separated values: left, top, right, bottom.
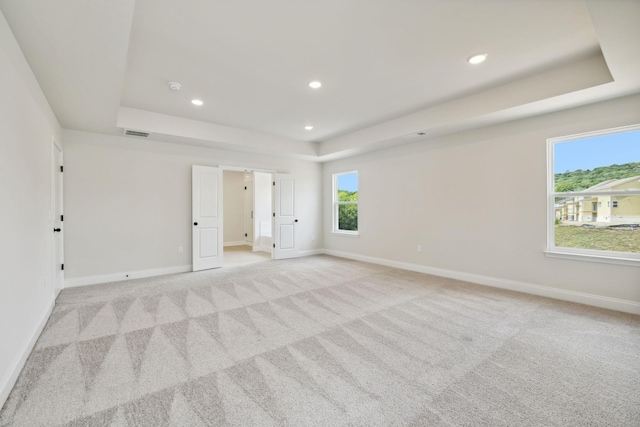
224, 241, 248, 247
64, 265, 192, 288
323, 249, 640, 315
299, 249, 324, 257
0, 298, 55, 408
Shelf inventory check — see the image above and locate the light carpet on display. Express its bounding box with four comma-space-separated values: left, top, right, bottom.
1, 255, 639, 426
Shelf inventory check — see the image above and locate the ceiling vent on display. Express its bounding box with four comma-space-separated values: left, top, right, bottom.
123, 129, 150, 138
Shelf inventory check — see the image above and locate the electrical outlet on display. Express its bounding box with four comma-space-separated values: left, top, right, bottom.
311, 235, 315, 241
178, 246, 184, 253
417, 245, 422, 253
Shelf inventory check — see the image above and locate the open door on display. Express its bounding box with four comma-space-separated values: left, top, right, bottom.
273, 173, 299, 259
192, 165, 223, 271
53, 142, 64, 292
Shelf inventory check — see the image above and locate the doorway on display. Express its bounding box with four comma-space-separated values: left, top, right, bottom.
192, 166, 299, 271
222, 170, 273, 267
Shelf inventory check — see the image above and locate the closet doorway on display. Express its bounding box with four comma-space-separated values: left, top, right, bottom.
222, 170, 273, 267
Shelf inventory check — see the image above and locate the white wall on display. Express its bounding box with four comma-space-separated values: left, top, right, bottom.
324, 93, 640, 311
0, 10, 62, 406
223, 170, 245, 244
63, 130, 323, 283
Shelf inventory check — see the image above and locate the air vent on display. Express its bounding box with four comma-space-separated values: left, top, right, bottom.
123, 129, 150, 138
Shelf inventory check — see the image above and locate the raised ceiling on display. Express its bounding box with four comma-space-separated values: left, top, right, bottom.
1, 0, 639, 161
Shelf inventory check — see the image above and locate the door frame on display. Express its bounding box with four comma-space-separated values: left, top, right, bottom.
51, 138, 64, 293
219, 166, 276, 259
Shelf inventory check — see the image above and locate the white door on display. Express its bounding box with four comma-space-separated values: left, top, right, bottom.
273, 174, 298, 259
244, 177, 254, 244
53, 142, 64, 292
192, 165, 223, 271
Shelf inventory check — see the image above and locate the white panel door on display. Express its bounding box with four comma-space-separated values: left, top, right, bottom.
244, 177, 254, 244
53, 142, 64, 291
273, 174, 298, 259
192, 165, 223, 271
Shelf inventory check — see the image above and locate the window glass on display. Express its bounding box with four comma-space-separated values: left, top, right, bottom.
551, 127, 640, 257
334, 171, 358, 233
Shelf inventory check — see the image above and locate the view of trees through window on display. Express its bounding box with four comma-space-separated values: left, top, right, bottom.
552, 127, 640, 254
335, 172, 358, 232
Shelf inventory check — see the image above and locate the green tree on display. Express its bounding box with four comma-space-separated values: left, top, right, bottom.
554, 162, 640, 192
338, 190, 358, 230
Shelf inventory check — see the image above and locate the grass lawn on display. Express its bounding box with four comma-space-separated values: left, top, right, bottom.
555, 225, 640, 253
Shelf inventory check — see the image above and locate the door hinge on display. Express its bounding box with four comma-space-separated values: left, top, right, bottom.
273, 212, 275, 217
60, 215, 64, 221
60, 166, 64, 172
273, 244, 276, 248
61, 264, 64, 271
273, 181, 275, 186
244, 233, 247, 237
244, 186, 247, 190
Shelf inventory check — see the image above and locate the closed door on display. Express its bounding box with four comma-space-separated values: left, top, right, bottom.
192, 165, 223, 271
273, 174, 298, 259
53, 142, 64, 291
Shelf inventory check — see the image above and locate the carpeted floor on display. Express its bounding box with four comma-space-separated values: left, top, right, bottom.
1, 255, 639, 426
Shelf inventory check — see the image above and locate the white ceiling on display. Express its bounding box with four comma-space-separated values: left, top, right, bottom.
1, 0, 639, 161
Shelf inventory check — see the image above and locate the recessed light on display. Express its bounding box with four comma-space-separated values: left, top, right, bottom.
308, 81, 322, 89
304, 125, 314, 130
467, 53, 488, 65
191, 99, 204, 106
168, 81, 182, 91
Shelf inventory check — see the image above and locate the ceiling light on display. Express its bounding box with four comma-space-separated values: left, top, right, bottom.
308, 81, 322, 89
191, 99, 204, 106
467, 53, 488, 65
168, 82, 181, 91
304, 125, 314, 130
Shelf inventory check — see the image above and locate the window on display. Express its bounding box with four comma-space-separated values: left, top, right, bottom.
333, 171, 358, 234
547, 124, 640, 264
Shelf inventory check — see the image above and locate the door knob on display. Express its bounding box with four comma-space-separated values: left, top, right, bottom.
53, 228, 61, 232
294, 219, 298, 223
193, 222, 198, 226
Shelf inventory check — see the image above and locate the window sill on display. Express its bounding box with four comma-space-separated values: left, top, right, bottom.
332, 231, 359, 238
544, 250, 639, 267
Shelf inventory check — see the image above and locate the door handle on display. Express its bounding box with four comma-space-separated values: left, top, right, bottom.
294, 219, 298, 223
53, 228, 61, 232
193, 222, 198, 226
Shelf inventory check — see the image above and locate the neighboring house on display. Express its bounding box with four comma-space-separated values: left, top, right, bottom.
555, 176, 640, 223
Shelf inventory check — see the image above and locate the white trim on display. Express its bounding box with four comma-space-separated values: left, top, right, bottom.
548, 123, 640, 144
219, 165, 276, 173
0, 299, 55, 408
322, 249, 640, 315
544, 250, 639, 267
253, 245, 273, 254
64, 265, 192, 288
547, 124, 640, 259
331, 231, 360, 237
223, 241, 248, 247
298, 249, 324, 257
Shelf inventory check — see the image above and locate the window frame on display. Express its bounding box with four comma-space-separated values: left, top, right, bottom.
332, 170, 359, 236
546, 124, 640, 266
